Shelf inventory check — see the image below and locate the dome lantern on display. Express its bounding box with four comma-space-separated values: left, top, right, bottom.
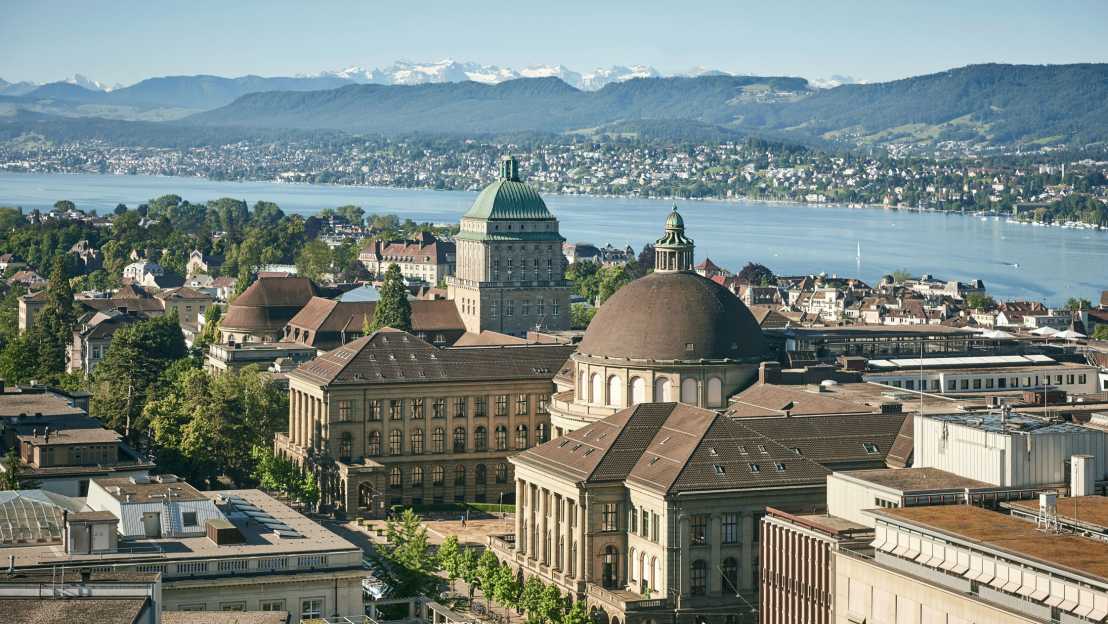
654, 204, 694, 273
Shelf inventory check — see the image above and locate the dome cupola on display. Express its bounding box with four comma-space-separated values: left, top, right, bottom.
654, 204, 694, 273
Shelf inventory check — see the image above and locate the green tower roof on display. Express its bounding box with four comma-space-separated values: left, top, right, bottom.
463, 156, 554, 221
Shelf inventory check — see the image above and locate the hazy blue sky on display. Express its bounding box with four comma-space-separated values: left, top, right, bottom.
3, 1, 1107, 85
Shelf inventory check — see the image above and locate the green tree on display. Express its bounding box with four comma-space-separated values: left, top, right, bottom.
519, 576, 546, 624
891, 269, 913, 284
0, 449, 37, 490
90, 314, 187, 440
538, 583, 565, 624
370, 264, 412, 332
458, 547, 480, 599
297, 470, 320, 509
964, 293, 996, 310
1092, 325, 1108, 341
194, 305, 223, 351
737, 261, 776, 286
1065, 297, 1092, 311
53, 200, 76, 213
561, 600, 590, 624
490, 563, 521, 617
295, 239, 333, 281
565, 261, 600, 302
370, 509, 442, 598
597, 264, 634, 305
438, 534, 462, 592
476, 549, 501, 602
569, 304, 596, 330
336, 205, 365, 226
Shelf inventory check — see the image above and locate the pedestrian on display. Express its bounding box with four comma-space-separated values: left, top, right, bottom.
460, 514, 466, 527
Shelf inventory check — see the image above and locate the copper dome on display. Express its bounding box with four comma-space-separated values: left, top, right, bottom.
576, 271, 770, 362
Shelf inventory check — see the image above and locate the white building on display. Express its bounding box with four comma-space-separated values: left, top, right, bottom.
863, 355, 1099, 396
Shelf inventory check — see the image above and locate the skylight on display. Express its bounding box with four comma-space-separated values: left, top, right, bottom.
749, 463, 761, 473
713, 465, 726, 475
863, 442, 879, 454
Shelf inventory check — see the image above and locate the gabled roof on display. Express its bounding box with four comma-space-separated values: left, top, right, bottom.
222, 276, 317, 332
290, 329, 574, 386
739, 412, 906, 467
285, 297, 464, 343
515, 403, 828, 495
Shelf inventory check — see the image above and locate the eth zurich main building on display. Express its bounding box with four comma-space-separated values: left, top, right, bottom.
547, 207, 771, 436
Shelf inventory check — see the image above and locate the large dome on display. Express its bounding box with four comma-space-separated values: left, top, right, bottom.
577, 271, 770, 362
463, 179, 553, 221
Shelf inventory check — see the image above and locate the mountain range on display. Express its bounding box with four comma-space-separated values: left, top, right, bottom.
2, 63, 1106, 151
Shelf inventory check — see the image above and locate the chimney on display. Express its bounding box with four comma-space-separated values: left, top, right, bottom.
759, 361, 782, 385
44, 427, 49, 443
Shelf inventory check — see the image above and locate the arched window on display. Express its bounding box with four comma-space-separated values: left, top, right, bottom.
654, 377, 671, 402
410, 428, 424, 454
494, 425, 507, 451
638, 552, 647, 592
628, 547, 637, 582
578, 369, 586, 401
432, 465, 445, 485
432, 427, 445, 453
389, 466, 402, 488
515, 424, 529, 449
602, 545, 619, 589
630, 377, 646, 405
536, 423, 548, 443
680, 378, 698, 404
367, 431, 381, 456
475, 464, 487, 485
721, 557, 739, 594
590, 373, 602, 403
388, 429, 403, 455
453, 427, 466, 452
454, 465, 466, 486
605, 375, 621, 407
475, 426, 488, 451
690, 560, 707, 596
410, 465, 424, 486
707, 377, 723, 407
495, 463, 508, 483
650, 557, 658, 593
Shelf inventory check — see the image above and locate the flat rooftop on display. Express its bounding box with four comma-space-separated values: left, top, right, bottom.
94, 476, 207, 503
874, 505, 1108, 583
782, 325, 978, 336
729, 380, 968, 418
0, 391, 86, 418
1008, 495, 1108, 531
925, 411, 1093, 435
7, 489, 359, 568
837, 467, 993, 492
4, 598, 148, 624
18, 428, 121, 446
868, 354, 1057, 371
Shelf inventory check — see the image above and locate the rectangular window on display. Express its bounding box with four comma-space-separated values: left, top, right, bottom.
454, 397, 467, 418
475, 396, 488, 417
433, 398, 446, 419
552, 302, 560, 316
389, 400, 403, 420
690, 514, 708, 545
998, 377, 1007, 389
496, 395, 509, 417
985, 378, 994, 389
182, 511, 198, 527
368, 400, 382, 421
220, 602, 246, 612
722, 512, 738, 544
629, 505, 638, 533
537, 395, 549, 415
947, 379, 956, 391
960, 379, 969, 390
537, 298, 545, 316
651, 511, 660, 542
301, 598, 323, 619
337, 400, 352, 421
411, 398, 425, 419
601, 503, 619, 531
972, 378, 982, 390
1079, 374, 1087, 384
505, 300, 514, 316
641, 509, 649, 537
516, 394, 529, 415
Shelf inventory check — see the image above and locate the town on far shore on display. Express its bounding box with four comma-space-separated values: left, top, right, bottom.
2, 155, 1108, 624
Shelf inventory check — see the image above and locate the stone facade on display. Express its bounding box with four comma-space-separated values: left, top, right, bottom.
447, 156, 570, 337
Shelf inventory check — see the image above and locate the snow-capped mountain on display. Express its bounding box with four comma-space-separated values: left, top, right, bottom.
809, 74, 862, 89
63, 74, 117, 92
310, 60, 670, 90
580, 65, 661, 90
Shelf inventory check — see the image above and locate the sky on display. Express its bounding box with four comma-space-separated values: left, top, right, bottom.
2, 0, 1107, 86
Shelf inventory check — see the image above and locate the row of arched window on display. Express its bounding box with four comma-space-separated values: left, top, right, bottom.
386, 463, 509, 488
361, 423, 548, 457
578, 371, 724, 408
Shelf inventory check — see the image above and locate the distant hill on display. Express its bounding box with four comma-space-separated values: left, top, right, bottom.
186, 75, 811, 134
181, 64, 1108, 149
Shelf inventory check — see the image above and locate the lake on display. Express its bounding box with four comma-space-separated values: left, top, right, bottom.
1, 171, 1105, 305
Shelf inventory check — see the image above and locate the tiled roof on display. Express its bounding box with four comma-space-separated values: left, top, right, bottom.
285, 298, 464, 345
739, 412, 906, 467
516, 403, 829, 495
727, 384, 876, 418
5, 598, 148, 624
290, 329, 573, 386
222, 276, 317, 332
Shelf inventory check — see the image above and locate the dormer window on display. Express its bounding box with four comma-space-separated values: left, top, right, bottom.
749, 463, 761, 473
713, 465, 726, 475
863, 442, 879, 454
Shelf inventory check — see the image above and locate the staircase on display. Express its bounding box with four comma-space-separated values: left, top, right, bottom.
161, 500, 183, 537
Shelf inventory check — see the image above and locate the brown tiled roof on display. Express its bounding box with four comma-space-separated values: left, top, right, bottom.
727, 384, 876, 418
516, 403, 829, 495
738, 412, 906, 467
1101, 290, 1108, 308
285, 297, 464, 346
155, 286, 212, 301
5, 598, 148, 624
290, 329, 574, 386
222, 276, 317, 332
577, 271, 770, 362
452, 331, 527, 347
885, 413, 915, 468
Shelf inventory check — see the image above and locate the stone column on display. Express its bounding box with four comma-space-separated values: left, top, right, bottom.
679, 515, 691, 597
577, 502, 587, 581
710, 514, 722, 594
552, 493, 561, 570
515, 479, 526, 555
539, 488, 549, 564
741, 512, 754, 591
563, 500, 573, 575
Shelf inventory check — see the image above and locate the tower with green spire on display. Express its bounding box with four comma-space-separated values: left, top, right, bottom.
447, 155, 570, 336
654, 204, 694, 272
